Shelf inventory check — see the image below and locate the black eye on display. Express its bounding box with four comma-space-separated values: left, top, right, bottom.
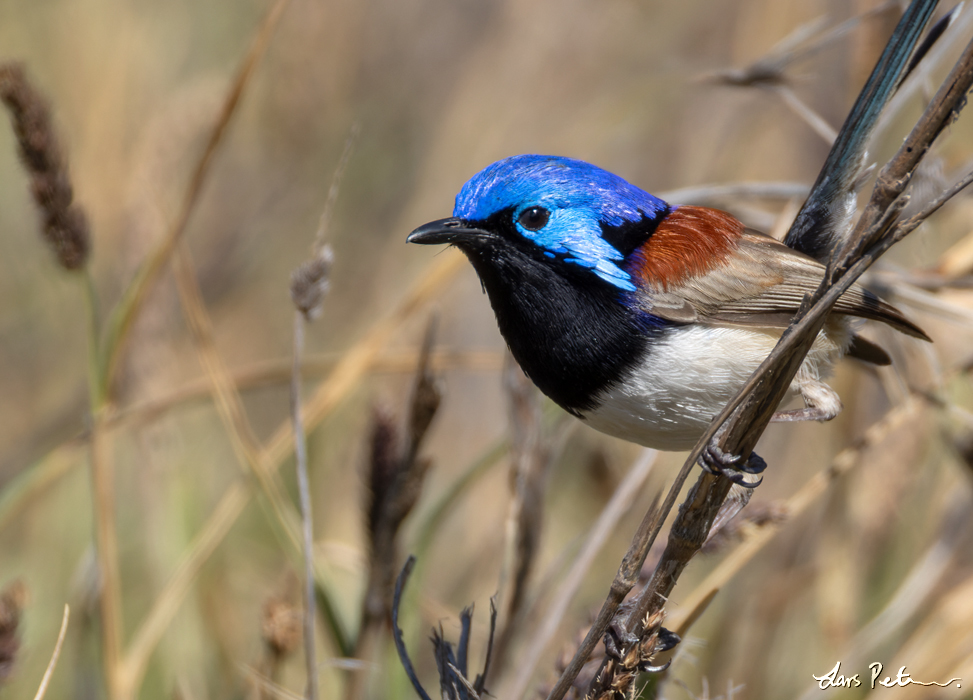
517, 206, 550, 231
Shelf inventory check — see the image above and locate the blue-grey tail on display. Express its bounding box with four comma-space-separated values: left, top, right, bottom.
784, 0, 942, 262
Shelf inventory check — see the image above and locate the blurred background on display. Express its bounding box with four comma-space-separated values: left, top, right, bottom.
2, 0, 973, 698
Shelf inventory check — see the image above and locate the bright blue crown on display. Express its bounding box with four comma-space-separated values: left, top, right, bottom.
453, 155, 669, 291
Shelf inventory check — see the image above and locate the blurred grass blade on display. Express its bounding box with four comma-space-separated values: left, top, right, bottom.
32, 604, 69, 700
99, 0, 292, 392
120, 250, 465, 692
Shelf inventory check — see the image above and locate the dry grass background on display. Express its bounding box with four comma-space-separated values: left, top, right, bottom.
2, 0, 973, 698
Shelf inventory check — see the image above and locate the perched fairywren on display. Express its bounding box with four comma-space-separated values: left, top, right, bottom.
407, 155, 928, 481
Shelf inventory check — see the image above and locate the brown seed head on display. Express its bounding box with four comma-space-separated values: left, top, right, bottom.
0, 63, 90, 270
0, 580, 28, 682
290, 244, 334, 320
261, 596, 302, 659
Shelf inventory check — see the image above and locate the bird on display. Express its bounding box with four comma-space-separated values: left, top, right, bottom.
407, 155, 929, 483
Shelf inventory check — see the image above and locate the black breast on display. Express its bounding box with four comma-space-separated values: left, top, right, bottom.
459, 238, 661, 414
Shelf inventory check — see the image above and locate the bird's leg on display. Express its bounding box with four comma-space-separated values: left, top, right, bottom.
772, 378, 842, 422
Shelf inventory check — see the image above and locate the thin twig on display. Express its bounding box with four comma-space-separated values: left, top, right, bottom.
292, 311, 318, 700
315, 123, 360, 246
32, 605, 69, 700
120, 481, 248, 694
768, 83, 838, 144
89, 412, 122, 699
706, 1, 898, 87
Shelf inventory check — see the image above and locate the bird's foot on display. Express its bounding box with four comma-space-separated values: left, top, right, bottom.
604, 618, 681, 673
700, 442, 766, 488
604, 619, 637, 662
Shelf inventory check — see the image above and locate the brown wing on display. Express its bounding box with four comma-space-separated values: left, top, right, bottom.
641, 230, 929, 340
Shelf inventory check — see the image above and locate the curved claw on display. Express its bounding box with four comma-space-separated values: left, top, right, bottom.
723, 469, 764, 488
638, 659, 672, 674
700, 442, 767, 487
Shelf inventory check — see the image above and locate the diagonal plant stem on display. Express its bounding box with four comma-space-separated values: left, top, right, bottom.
666, 397, 922, 637
32, 604, 70, 700
170, 244, 302, 550
83, 272, 124, 700
100, 0, 292, 391
118, 479, 248, 696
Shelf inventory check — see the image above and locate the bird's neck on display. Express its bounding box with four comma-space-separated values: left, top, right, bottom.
464, 247, 663, 414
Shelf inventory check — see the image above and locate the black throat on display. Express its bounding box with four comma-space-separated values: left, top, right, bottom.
455, 217, 662, 414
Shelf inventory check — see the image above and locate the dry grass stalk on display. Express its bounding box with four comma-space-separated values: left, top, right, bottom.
491, 356, 552, 678
352, 318, 441, 700
502, 450, 657, 700
31, 605, 69, 700
290, 306, 322, 700
289, 157, 342, 696
170, 245, 302, 554
89, 417, 124, 699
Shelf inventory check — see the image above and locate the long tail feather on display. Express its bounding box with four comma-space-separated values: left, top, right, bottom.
785, 0, 940, 261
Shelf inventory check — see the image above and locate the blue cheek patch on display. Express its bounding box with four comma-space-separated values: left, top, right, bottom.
518, 208, 638, 291
453, 155, 668, 294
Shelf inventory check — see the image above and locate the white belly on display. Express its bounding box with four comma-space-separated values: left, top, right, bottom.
579, 323, 846, 451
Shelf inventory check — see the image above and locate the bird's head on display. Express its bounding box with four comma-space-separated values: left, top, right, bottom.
407, 155, 671, 293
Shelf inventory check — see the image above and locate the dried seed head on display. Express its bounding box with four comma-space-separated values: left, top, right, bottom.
366, 404, 400, 538
0, 63, 90, 270
261, 596, 302, 659
290, 244, 334, 320
0, 580, 28, 683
